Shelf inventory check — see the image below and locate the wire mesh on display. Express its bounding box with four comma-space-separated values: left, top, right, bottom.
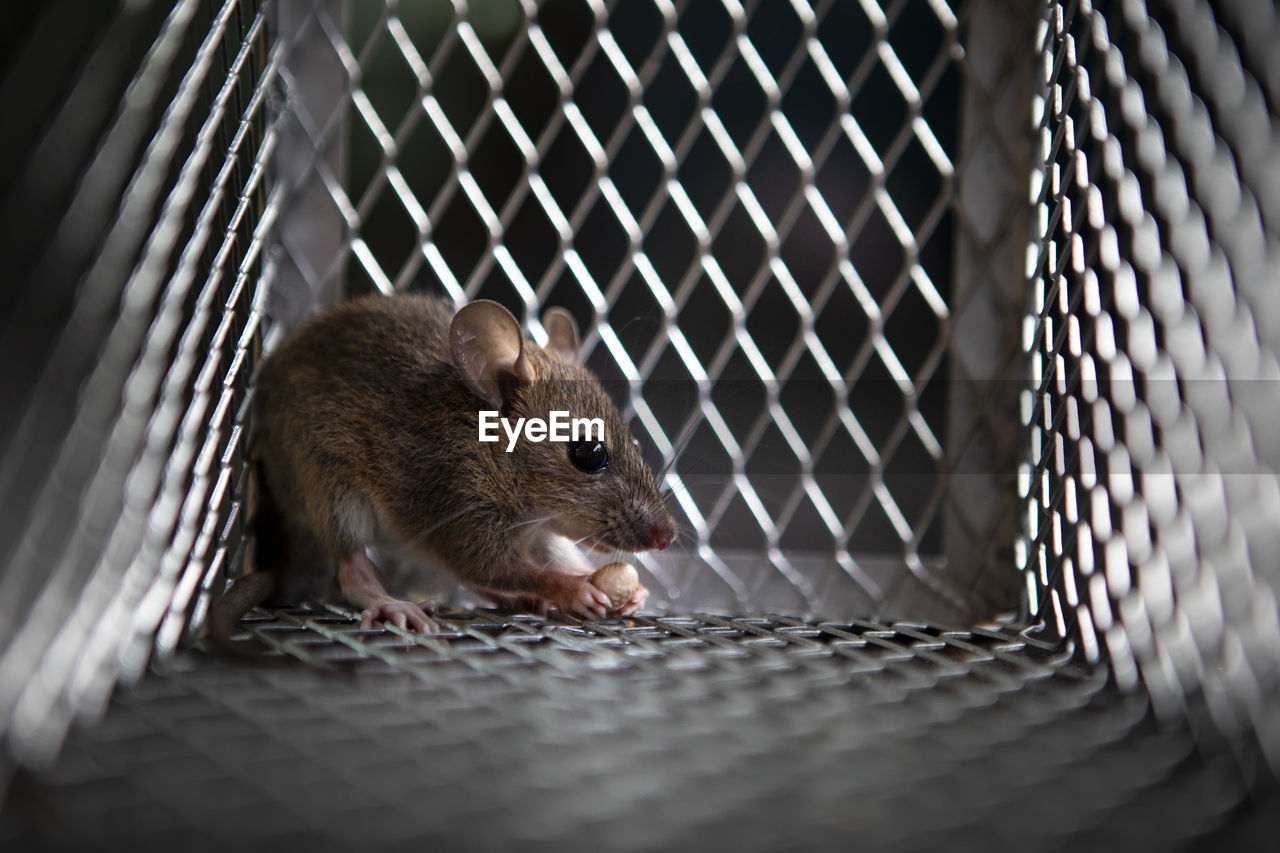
266, 0, 1031, 626
0, 0, 275, 768
0, 608, 1260, 852
1024, 0, 1280, 770
1, 0, 1278, 848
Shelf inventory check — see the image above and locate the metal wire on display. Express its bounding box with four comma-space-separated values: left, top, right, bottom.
1, 608, 1255, 852
1025, 0, 1280, 770
0, 0, 276, 768
265, 0, 1030, 625
2, 0, 1278, 848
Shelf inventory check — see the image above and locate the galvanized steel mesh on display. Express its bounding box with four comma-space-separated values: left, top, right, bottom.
266, 0, 1029, 625
1, 608, 1264, 852
0, 0, 1278, 848
1024, 0, 1280, 770
0, 0, 277, 767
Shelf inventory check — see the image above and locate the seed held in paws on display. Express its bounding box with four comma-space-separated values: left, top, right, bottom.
589, 563, 639, 613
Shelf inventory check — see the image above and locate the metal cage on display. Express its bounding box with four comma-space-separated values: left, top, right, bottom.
0, 0, 1276, 849
263, 0, 1033, 626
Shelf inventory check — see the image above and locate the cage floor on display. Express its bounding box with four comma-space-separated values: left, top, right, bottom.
0, 608, 1267, 852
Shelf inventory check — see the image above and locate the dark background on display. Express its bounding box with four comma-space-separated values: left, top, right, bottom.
345, 0, 960, 556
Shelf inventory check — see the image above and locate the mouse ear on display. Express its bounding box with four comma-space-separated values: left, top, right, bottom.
542, 307, 581, 364
449, 300, 533, 409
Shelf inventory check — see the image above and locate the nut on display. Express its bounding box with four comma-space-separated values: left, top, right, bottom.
589, 562, 638, 613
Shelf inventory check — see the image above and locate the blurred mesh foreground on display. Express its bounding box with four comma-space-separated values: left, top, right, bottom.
0, 0, 1278, 850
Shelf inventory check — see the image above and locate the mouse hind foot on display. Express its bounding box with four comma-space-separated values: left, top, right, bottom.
358, 599, 438, 633
338, 550, 439, 634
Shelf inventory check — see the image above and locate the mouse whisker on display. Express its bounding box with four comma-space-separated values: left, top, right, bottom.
501, 514, 558, 533
658, 477, 697, 505
657, 419, 701, 480
419, 505, 485, 540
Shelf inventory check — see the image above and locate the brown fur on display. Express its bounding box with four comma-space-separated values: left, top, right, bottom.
209, 293, 675, 645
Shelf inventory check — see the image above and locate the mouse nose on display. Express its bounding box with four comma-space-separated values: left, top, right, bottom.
646, 517, 676, 551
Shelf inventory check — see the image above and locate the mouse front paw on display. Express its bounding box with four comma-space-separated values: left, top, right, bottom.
615, 582, 650, 617
360, 599, 438, 633
555, 579, 612, 621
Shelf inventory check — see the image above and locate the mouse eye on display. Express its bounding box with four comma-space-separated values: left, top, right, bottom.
567, 439, 610, 474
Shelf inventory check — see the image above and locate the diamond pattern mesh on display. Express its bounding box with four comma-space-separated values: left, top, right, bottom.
1024, 0, 1280, 768
268, 0, 1027, 624
2, 0, 1279, 848
0, 0, 276, 767
0, 609, 1261, 852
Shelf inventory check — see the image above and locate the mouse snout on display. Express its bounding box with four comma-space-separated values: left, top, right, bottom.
645, 513, 677, 551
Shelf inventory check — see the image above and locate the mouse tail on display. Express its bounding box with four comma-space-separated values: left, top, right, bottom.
205, 459, 288, 655
206, 572, 278, 654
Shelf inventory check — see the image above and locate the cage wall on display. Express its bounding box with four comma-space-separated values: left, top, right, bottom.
1, 0, 1278, 844
0, 0, 276, 769
0, 0, 1038, 777
268, 0, 1036, 625
1026, 0, 1280, 768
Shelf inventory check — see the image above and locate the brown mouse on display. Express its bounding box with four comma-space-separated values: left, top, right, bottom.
209, 293, 677, 644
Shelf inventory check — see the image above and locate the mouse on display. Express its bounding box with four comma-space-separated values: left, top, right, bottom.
208, 292, 678, 646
